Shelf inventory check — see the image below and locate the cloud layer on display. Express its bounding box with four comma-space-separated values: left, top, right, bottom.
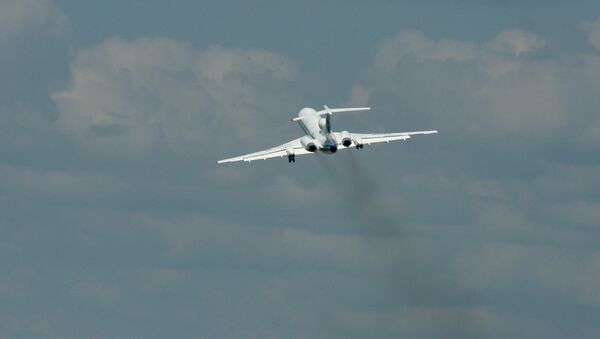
52, 38, 298, 159
1, 1, 600, 338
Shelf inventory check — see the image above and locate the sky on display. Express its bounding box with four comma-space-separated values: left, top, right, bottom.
1, 0, 600, 338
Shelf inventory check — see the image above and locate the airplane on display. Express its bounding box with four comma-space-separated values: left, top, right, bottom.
217, 106, 438, 164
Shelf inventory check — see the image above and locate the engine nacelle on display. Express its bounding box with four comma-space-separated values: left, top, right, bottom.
300, 136, 318, 152
338, 131, 352, 147
318, 118, 328, 131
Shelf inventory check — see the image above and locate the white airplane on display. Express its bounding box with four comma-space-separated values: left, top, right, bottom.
217, 106, 438, 164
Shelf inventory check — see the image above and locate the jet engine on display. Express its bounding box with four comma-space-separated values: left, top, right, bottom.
338, 131, 352, 147
300, 136, 318, 152
318, 118, 328, 130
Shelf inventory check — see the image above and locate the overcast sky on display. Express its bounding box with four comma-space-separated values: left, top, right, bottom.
1, 0, 600, 338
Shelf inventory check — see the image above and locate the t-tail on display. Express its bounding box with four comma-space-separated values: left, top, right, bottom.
291, 106, 371, 122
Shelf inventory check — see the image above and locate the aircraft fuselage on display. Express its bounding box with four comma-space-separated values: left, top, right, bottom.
296, 107, 338, 153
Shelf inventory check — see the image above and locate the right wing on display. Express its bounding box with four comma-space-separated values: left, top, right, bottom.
350, 130, 438, 145
217, 138, 312, 164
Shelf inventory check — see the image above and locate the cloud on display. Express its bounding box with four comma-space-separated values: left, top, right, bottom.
140, 213, 370, 271
0, 0, 68, 106
2, 3, 600, 337
335, 306, 491, 339
455, 241, 600, 307
0, 164, 128, 202
0, 0, 66, 41
368, 29, 575, 143
375, 30, 477, 70
582, 16, 600, 50
70, 278, 121, 307
196, 45, 297, 85
0, 0, 70, 169
488, 29, 546, 56
347, 26, 600, 338
52, 38, 299, 158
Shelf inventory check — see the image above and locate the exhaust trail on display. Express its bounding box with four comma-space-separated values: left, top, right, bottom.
317, 152, 483, 338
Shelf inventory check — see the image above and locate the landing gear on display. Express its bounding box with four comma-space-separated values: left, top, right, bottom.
288, 154, 295, 163
356, 144, 364, 149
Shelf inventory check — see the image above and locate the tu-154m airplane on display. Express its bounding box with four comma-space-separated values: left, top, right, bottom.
217, 106, 438, 164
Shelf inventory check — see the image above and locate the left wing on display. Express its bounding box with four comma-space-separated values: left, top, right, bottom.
217, 138, 312, 164
346, 130, 438, 146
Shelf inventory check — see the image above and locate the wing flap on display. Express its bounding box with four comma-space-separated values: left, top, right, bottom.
217, 138, 313, 164
352, 130, 438, 145
360, 135, 411, 144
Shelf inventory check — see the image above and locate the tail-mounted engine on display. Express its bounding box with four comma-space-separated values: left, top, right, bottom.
300, 136, 318, 152
338, 131, 352, 147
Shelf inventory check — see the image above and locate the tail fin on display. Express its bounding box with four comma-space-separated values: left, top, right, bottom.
317, 106, 371, 116
291, 106, 370, 122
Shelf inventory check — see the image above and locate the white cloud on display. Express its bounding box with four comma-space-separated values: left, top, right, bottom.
196, 45, 297, 85
375, 30, 477, 70
488, 29, 546, 56
52, 38, 298, 157
0, 0, 66, 41
367, 29, 566, 141
2, 5, 600, 337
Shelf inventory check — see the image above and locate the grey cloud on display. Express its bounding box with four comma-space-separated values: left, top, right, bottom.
488, 29, 547, 57
52, 38, 299, 159
0, 0, 68, 106
366, 28, 596, 145
341, 26, 600, 338
0, 0, 70, 171
3, 2, 600, 338
0, 0, 65, 38
69, 278, 122, 308
0, 164, 128, 201
374, 30, 477, 69
581, 16, 600, 50
196, 45, 298, 84
334, 306, 491, 339
453, 241, 600, 309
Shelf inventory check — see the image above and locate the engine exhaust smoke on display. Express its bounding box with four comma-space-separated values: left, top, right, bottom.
316, 153, 483, 339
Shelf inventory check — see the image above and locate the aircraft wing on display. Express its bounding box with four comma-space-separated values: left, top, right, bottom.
348, 130, 438, 145
217, 138, 313, 164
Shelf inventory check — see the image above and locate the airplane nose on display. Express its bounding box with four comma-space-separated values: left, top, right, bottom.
330, 145, 337, 153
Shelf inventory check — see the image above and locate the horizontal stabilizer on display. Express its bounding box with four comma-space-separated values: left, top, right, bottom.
292, 106, 370, 121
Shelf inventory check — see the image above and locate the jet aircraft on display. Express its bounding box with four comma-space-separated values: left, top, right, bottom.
217, 106, 437, 163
